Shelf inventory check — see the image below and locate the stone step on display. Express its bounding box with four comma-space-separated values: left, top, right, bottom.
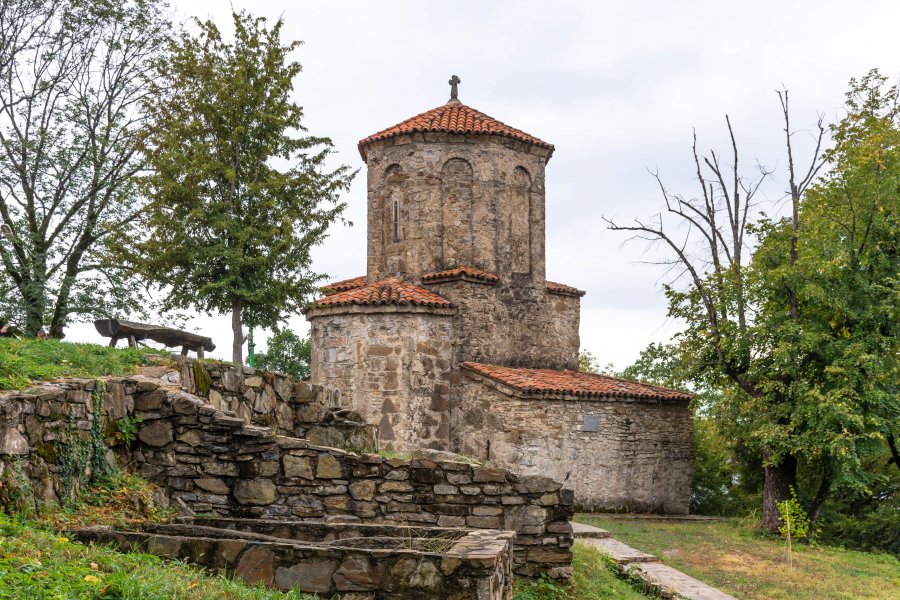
579, 538, 657, 563
576, 512, 723, 523
571, 521, 611, 539
630, 562, 738, 600
578, 538, 739, 600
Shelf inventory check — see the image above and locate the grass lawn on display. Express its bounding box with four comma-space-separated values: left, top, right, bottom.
513, 542, 653, 599
576, 515, 900, 600
0, 337, 166, 390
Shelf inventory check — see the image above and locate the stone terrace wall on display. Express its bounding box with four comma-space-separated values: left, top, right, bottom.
175, 358, 376, 453
0, 375, 574, 579
73, 523, 514, 599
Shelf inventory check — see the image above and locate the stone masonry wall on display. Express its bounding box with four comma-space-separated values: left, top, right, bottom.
365, 133, 550, 287
308, 306, 455, 452
174, 358, 376, 452
73, 523, 514, 599
424, 279, 581, 372
454, 374, 693, 514
0, 375, 574, 578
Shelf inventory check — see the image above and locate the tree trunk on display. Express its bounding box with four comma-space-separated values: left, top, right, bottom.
888, 434, 900, 471
231, 297, 242, 364
762, 449, 797, 533
22, 285, 45, 337
809, 475, 832, 528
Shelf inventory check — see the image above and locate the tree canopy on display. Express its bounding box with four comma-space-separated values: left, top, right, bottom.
0, 0, 170, 337
125, 10, 354, 363
609, 71, 899, 533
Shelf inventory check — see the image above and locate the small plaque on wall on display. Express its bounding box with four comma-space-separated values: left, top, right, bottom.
583, 415, 600, 432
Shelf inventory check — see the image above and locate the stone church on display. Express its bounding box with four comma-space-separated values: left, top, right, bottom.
304, 78, 693, 513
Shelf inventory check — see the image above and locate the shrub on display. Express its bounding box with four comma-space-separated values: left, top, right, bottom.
778, 487, 811, 541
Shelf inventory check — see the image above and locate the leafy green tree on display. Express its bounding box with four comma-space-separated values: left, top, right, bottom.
250, 329, 311, 379
0, 0, 170, 336
577, 350, 618, 376
609, 72, 899, 533
606, 90, 827, 531
126, 11, 353, 363
751, 70, 899, 526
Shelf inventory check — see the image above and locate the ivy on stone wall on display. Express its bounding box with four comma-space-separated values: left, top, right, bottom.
57, 381, 116, 501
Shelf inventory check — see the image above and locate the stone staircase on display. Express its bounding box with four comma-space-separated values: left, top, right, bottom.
573, 522, 737, 600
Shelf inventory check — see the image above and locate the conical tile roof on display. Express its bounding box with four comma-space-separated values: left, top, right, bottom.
358, 100, 553, 160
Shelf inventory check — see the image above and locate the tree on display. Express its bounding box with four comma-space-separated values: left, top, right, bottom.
577, 350, 617, 376
251, 328, 311, 379
751, 70, 899, 526
0, 0, 170, 336
606, 93, 826, 532
609, 74, 900, 534
126, 11, 353, 363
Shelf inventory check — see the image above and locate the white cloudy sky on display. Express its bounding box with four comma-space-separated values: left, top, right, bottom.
63, 0, 900, 368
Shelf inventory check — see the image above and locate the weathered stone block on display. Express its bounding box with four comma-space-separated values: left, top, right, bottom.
275, 560, 338, 593
138, 421, 173, 447
283, 455, 313, 479
349, 480, 376, 501
233, 479, 277, 505
0, 427, 30, 455
235, 545, 274, 585
316, 454, 342, 479
195, 478, 229, 494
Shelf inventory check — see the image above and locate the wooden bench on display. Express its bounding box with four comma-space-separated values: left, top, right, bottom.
94, 319, 215, 358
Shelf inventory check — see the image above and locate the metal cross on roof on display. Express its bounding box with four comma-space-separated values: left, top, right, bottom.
448, 75, 461, 101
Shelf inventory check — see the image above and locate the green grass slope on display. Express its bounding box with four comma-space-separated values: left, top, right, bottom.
0, 338, 166, 390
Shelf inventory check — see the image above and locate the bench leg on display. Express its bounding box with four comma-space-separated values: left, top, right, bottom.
180, 346, 188, 356
197, 347, 205, 359
108, 337, 118, 348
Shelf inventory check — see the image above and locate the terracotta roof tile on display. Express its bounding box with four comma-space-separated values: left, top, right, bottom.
462, 362, 692, 401
321, 275, 367, 295
546, 281, 586, 297
422, 266, 500, 284
306, 278, 453, 312
358, 101, 554, 160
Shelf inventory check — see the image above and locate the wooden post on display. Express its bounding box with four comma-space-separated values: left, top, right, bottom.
197, 347, 204, 359
785, 500, 793, 569
181, 346, 188, 356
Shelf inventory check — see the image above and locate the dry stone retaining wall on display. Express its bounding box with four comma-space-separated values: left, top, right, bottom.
0, 372, 574, 579
175, 357, 376, 452
72, 521, 514, 599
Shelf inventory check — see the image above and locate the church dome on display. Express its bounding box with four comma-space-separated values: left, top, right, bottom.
358, 99, 554, 161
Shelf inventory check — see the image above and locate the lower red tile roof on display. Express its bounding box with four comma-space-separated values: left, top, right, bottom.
321, 275, 366, 295
422, 266, 500, 284
462, 362, 691, 401
546, 281, 586, 297
306, 278, 454, 312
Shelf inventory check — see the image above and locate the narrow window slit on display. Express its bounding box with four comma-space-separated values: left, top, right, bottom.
393, 198, 400, 242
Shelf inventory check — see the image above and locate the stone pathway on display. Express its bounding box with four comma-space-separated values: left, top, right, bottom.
573, 521, 737, 600
576, 512, 723, 523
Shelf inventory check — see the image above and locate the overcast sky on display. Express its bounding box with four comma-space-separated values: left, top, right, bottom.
64, 0, 900, 369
